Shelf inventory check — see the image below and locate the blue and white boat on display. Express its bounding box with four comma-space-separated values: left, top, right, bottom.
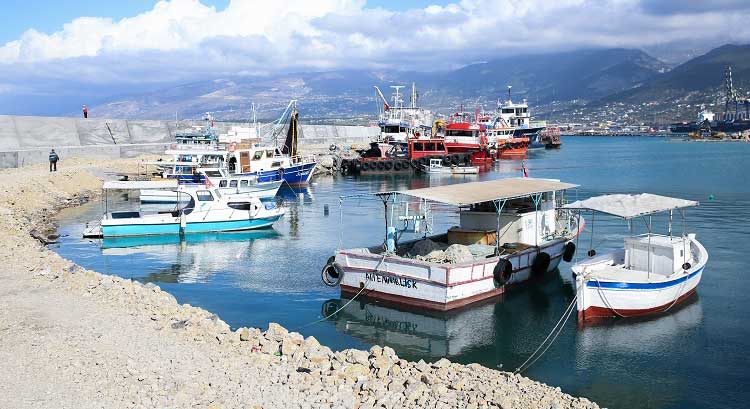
87, 181, 285, 238
564, 194, 708, 323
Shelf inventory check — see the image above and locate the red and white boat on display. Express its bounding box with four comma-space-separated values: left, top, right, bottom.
322, 178, 582, 311
443, 111, 493, 165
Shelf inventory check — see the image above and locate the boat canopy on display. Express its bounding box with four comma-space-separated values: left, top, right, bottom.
102, 180, 178, 190
563, 193, 698, 219
397, 178, 578, 206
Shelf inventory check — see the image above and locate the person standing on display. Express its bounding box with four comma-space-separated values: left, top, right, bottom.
49, 149, 59, 172
82, 105, 88, 119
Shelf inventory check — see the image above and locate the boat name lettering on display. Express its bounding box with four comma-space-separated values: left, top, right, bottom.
365, 272, 418, 289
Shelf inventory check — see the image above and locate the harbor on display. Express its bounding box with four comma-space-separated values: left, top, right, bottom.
4, 3, 750, 408
1, 135, 736, 409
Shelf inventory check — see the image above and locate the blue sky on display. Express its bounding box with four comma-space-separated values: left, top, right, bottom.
0, 0, 448, 44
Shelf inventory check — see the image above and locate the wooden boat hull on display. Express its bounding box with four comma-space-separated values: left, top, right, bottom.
336, 238, 569, 312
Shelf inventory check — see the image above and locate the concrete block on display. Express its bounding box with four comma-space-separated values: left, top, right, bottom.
77, 119, 131, 145
0, 151, 18, 168
13, 115, 80, 148
0, 116, 21, 150
127, 120, 172, 143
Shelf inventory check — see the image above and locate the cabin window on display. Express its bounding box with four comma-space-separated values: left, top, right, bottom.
266, 150, 275, 158
204, 170, 221, 177
196, 190, 214, 201
219, 180, 228, 187
426, 143, 435, 151
240, 180, 249, 187
272, 161, 282, 167
436, 142, 445, 150
228, 202, 252, 210
413, 142, 424, 151
253, 151, 263, 160
229, 180, 238, 188
502, 108, 514, 114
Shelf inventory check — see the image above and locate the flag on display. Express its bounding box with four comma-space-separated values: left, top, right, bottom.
384, 103, 389, 111
522, 161, 528, 178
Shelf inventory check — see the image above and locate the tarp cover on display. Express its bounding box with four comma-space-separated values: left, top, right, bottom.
563, 193, 698, 219
398, 178, 578, 206
102, 180, 178, 190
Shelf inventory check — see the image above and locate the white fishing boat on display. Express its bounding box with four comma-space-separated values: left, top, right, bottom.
373, 83, 434, 143
139, 168, 281, 204
563, 194, 707, 322
84, 181, 284, 238
422, 158, 479, 174
322, 178, 582, 311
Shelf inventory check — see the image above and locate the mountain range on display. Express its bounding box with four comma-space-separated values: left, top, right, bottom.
9, 44, 750, 123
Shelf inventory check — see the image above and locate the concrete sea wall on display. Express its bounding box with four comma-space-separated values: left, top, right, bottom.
0, 115, 379, 168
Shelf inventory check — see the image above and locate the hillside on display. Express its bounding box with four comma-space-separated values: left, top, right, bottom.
86, 48, 668, 120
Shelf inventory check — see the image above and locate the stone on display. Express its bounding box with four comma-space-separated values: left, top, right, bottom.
369, 345, 383, 357
344, 349, 370, 366
420, 373, 434, 385
238, 328, 251, 341
344, 364, 370, 380
261, 339, 279, 355
404, 382, 428, 401
382, 346, 397, 359
371, 355, 392, 370
281, 338, 299, 356
451, 378, 466, 391
433, 358, 451, 369
265, 322, 288, 341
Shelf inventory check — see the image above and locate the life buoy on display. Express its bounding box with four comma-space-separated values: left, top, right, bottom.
493, 259, 513, 287
531, 252, 551, 276
384, 161, 393, 170
322, 255, 344, 286
562, 242, 576, 262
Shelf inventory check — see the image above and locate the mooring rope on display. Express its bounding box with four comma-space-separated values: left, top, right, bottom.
515, 294, 578, 374
295, 282, 369, 330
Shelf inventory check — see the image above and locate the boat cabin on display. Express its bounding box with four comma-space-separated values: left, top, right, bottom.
408, 139, 448, 160
228, 146, 289, 174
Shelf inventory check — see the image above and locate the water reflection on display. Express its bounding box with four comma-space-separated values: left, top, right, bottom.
100, 230, 279, 283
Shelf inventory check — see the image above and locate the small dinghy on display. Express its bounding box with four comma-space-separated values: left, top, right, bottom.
422, 158, 479, 174
563, 194, 707, 322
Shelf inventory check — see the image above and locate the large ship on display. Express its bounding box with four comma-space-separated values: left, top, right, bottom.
374, 83, 434, 143
495, 86, 545, 137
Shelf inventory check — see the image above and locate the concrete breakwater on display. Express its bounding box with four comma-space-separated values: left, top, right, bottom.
0, 115, 378, 168
0, 158, 599, 408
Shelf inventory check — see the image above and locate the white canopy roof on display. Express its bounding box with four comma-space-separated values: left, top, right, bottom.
398, 178, 578, 206
102, 180, 178, 190
563, 193, 698, 219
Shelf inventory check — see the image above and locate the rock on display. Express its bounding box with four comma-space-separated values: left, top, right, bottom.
261, 339, 279, 355
371, 355, 392, 370
265, 322, 288, 342
444, 244, 474, 263
344, 364, 370, 380
238, 328, 251, 341
369, 345, 383, 357
433, 358, 451, 368
344, 349, 370, 366
451, 378, 466, 391
382, 346, 397, 360
281, 338, 299, 356
404, 382, 428, 401
420, 373, 434, 385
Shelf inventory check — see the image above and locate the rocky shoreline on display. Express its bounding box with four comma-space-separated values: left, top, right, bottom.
0, 158, 599, 408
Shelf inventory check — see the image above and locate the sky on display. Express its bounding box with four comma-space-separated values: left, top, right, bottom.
1, 0, 749, 110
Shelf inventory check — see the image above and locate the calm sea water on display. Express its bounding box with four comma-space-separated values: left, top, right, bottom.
53, 136, 750, 409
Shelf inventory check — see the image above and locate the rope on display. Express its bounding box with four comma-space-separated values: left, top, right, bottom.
295, 282, 369, 330
515, 294, 578, 374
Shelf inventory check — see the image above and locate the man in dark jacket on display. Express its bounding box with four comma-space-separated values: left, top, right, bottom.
49, 149, 59, 172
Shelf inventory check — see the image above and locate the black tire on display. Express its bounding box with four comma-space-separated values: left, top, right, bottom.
493, 259, 513, 287
321, 299, 341, 318
322, 255, 343, 286
451, 154, 461, 164
531, 252, 551, 276
393, 161, 403, 171
418, 157, 428, 166
562, 242, 576, 262
443, 155, 452, 166
376, 161, 385, 170
361, 161, 370, 171
384, 161, 393, 170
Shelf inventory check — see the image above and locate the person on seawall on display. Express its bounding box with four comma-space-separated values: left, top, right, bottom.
82, 105, 88, 118
49, 149, 59, 172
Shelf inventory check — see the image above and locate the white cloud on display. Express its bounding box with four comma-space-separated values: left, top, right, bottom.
0, 0, 749, 85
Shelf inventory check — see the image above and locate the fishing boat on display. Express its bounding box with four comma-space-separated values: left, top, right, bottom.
84, 181, 284, 238
421, 158, 479, 174
322, 178, 581, 311
139, 168, 282, 204
373, 83, 433, 143
496, 86, 544, 137
563, 194, 707, 322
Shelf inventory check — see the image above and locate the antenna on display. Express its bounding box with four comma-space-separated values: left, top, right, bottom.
507, 85, 513, 103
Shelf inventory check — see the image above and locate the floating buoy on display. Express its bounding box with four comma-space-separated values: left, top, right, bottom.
708, 194, 715, 201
